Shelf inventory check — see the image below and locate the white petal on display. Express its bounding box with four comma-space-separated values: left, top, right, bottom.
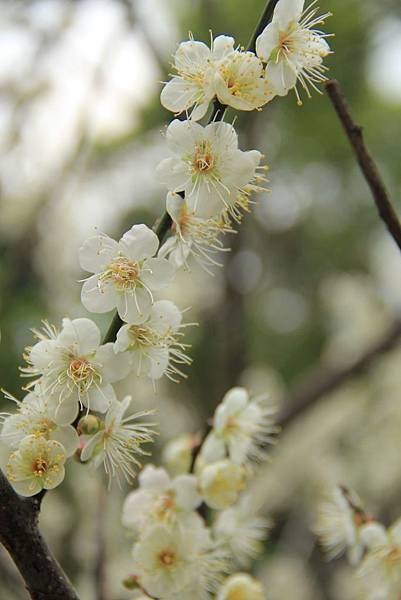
119, 224, 159, 262
212, 35, 235, 61
222, 387, 249, 413
155, 157, 189, 192
11, 478, 43, 497
115, 288, 152, 325
165, 119, 204, 155
122, 489, 152, 528
29, 339, 57, 371
161, 78, 202, 114
206, 120, 238, 153
59, 318, 101, 355
174, 40, 211, 71
139, 464, 170, 491
266, 60, 297, 95
51, 427, 79, 457
173, 474, 202, 510
200, 432, 226, 463
149, 300, 182, 334
47, 395, 79, 426
219, 149, 259, 189
255, 23, 280, 62
80, 432, 102, 461
165, 192, 186, 225
79, 234, 119, 273
83, 384, 115, 413
140, 258, 175, 291
147, 347, 169, 380
360, 522, 388, 550
81, 276, 116, 314
274, 0, 304, 29
95, 343, 131, 383
114, 324, 131, 353
190, 100, 211, 121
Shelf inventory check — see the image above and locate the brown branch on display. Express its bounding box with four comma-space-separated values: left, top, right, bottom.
278, 320, 401, 429
0, 471, 79, 599
325, 79, 401, 252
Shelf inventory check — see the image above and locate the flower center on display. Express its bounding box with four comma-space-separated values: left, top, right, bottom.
224, 416, 239, 435
158, 549, 176, 567
128, 325, 159, 349
192, 140, 215, 174
154, 491, 176, 519
32, 457, 48, 477
67, 357, 96, 391
101, 257, 140, 291
385, 545, 401, 566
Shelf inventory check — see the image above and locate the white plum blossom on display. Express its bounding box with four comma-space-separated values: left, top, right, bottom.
4, 435, 66, 497
122, 464, 201, 532
198, 459, 246, 510
131, 519, 211, 599
23, 318, 130, 414
314, 486, 365, 566
161, 35, 235, 120
80, 224, 175, 324
79, 396, 156, 484
214, 495, 270, 566
256, 0, 331, 102
217, 573, 264, 600
200, 387, 276, 466
114, 299, 192, 383
357, 519, 401, 599
159, 192, 232, 272
214, 49, 276, 111
156, 120, 263, 219
0, 387, 79, 457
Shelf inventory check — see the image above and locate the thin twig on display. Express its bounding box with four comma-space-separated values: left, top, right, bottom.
325, 79, 401, 252
278, 320, 401, 428
0, 471, 80, 600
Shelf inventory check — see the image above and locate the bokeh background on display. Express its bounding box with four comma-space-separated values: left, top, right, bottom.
1, 0, 401, 598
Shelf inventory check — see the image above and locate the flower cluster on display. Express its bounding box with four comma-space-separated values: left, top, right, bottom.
121, 386, 274, 599
314, 486, 401, 599
158, 1, 332, 270
0, 224, 195, 492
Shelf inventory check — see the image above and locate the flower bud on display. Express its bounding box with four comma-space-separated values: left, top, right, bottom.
198, 459, 246, 510
217, 573, 264, 600
162, 433, 195, 475
78, 415, 100, 435
122, 574, 139, 590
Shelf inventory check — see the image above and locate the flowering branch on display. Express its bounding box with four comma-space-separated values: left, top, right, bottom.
325, 79, 401, 252
278, 319, 401, 428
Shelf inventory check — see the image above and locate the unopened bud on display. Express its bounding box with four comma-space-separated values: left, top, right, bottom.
219, 573, 264, 600
78, 415, 100, 435
122, 574, 139, 590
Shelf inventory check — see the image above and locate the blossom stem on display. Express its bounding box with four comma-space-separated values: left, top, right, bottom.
325, 79, 401, 252
0, 470, 80, 600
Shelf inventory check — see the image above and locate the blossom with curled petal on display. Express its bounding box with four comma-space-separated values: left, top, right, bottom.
199, 387, 276, 466
122, 464, 201, 533
79, 224, 175, 324
114, 299, 192, 383
161, 34, 235, 121
159, 192, 233, 272
0, 386, 78, 457
156, 120, 263, 219
256, 0, 331, 103
4, 435, 66, 496
80, 396, 156, 484
22, 318, 130, 414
